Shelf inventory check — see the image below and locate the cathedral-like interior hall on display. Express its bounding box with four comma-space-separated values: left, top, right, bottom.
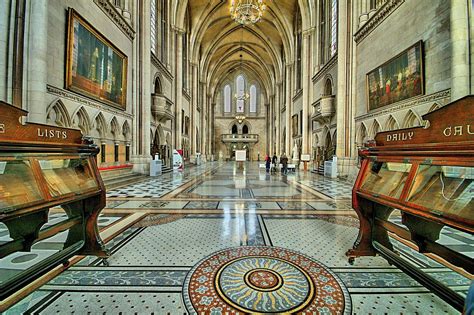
0, 0, 473, 314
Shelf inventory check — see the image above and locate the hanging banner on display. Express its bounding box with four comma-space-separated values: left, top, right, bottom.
173, 149, 184, 171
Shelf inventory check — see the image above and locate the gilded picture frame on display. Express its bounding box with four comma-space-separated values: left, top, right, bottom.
66, 8, 128, 110
366, 41, 424, 111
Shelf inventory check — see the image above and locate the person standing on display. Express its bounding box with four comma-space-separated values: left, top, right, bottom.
280, 153, 288, 175
271, 153, 278, 173
265, 154, 271, 173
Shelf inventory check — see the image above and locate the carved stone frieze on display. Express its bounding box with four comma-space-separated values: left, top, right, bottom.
355, 89, 450, 122
94, 0, 135, 40
46, 85, 133, 118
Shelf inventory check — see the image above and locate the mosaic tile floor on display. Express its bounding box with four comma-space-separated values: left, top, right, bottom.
3, 162, 470, 314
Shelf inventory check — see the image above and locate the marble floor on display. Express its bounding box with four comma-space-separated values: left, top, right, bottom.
2, 162, 471, 314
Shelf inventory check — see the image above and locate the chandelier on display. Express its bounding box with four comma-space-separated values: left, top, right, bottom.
230, 0, 266, 25
235, 115, 246, 124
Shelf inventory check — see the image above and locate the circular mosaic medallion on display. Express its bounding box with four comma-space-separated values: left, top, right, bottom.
183, 246, 351, 314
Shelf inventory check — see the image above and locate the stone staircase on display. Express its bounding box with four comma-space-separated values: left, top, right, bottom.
311, 164, 325, 175
100, 166, 148, 190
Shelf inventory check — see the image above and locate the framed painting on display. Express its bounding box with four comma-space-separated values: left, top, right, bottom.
66, 9, 127, 110
292, 114, 298, 137
366, 41, 424, 111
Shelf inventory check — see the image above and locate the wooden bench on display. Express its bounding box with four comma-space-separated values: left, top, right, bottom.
346, 96, 473, 312
0, 101, 108, 301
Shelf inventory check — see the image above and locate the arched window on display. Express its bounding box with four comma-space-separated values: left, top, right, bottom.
330, 0, 338, 56
236, 75, 245, 113
161, 0, 168, 63
242, 125, 249, 134
224, 85, 231, 113
231, 124, 238, 134
154, 77, 162, 94
250, 85, 257, 113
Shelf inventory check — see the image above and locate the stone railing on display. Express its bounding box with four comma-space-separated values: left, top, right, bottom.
221, 134, 259, 143
152, 94, 174, 122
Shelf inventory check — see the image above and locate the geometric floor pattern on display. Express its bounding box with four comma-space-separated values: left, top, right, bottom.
3, 162, 468, 314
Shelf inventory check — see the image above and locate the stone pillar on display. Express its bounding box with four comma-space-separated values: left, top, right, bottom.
132, 0, 152, 174
451, 0, 471, 100
285, 64, 292, 156
190, 63, 198, 161
122, 0, 131, 23
335, 0, 355, 176
25, 0, 48, 123
174, 28, 184, 149
275, 82, 281, 154
0, 0, 12, 103
301, 30, 312, 156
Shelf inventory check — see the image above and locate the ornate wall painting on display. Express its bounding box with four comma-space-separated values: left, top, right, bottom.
292, 114, 299, 137
366, 41, 424, 111
66, 9, 128, 110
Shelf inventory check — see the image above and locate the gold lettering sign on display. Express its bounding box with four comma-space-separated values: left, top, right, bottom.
386, 131, 414, 142
37, 128, 68, 139
0, 123, 4, 134
443, 124, 474, 137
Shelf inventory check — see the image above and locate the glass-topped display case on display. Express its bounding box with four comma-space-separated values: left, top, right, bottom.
346, 96, 474, 312
0, 101, 108, 307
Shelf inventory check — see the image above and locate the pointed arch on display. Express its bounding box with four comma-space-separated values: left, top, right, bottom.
370, 119, 382, 138
323, 76, 333, 96
402, 110, 422, 128
385, 115, 399, 131
47, 99, 71, 127
122, 120, 131, 141
356, 123, 368, 145
154, 76, 163, 95
110, 117, 121, 138
94, 112, 108, 138
72, 107, 91, 135
428, 103, 441, 113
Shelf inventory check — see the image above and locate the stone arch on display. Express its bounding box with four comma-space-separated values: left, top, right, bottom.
154, 75, 163, 95
402, 110, 422, 128
46, 99, 71, 127
122, 120, 131, 141
385, 115, 400, 131
356, 123, 368, 145
72, 107, 91, 135
369, 119, 382, 138
231, 124, 238, 134
156, 124, 166, 145
323, 75, 334, 96
428, 103, 441, 113
110, 116, 121, 139
242, 124, 249, 134
94, 112, 108, 139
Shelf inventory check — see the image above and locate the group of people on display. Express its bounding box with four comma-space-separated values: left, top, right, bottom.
265, 153, 289, 174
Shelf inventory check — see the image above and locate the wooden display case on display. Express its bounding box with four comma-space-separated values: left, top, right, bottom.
347, 96, 473, 312
0, 101, 108, 301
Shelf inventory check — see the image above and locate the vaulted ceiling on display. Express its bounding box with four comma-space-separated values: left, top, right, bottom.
172, 0, 313, 103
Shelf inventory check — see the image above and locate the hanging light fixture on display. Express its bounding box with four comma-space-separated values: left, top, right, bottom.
230, 0, 266, 25
235, 115, 246, 124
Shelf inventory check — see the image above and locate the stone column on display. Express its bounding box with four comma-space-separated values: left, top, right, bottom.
122, 0, 132, 23
25, 0, 48, 123
285, 64, 292, 156
275, 82, 281, 154
451, 0, 471, 100
132, 0, 152, 174
301, 30, 312, 156
190, 62, 198, 161
335, 0, 355, 176
174, 28, 184, 149
0, 0, 12, 102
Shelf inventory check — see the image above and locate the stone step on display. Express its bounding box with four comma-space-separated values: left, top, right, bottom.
104, 173, 148, 190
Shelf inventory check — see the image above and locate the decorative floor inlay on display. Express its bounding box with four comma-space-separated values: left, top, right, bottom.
183, 246, 351, 314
